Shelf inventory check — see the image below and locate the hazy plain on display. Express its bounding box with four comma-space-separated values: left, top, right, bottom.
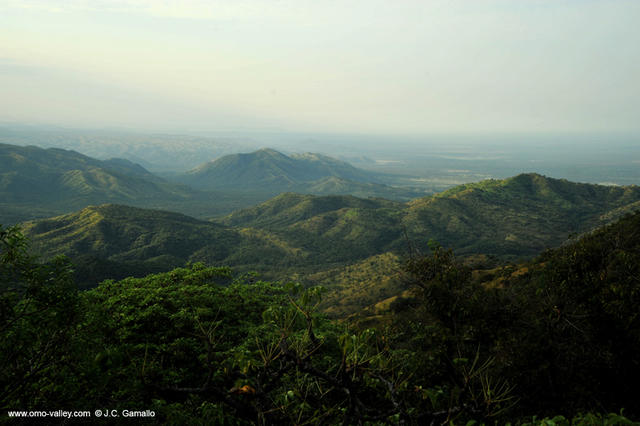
2, 123, 637, 192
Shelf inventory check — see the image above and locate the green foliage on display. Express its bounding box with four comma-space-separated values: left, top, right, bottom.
177, 148, 397, 197
308, 252, 405, 319
390, 212, 640, 420
20, 173, 640, 292
520, 411, 637, 426
396, 245, 519, 422
0, 225, 79, 409
0, 142, 277, 224
500, 212, 640, 414
3, 220, 640, 424
60, 266, 421, 424
403, 173, 640, 259
0, 143, 192, 222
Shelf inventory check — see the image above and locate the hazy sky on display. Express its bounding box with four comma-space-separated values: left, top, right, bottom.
2, 0, 639, 135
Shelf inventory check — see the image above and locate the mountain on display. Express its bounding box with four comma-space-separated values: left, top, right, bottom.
174, 148, 423, 200
304, 176, 422, 200
0, 143, 427, 225
22, 198, 405, 286
402, 173, 640, 258
21, 174, 640, 288
0, 124, 258, 172
219, 193, 405, 265
21, 204, 311, 286
0, 143, 192, 224
179, 148, 378, 188
220, 192, 401, 228
220, 173, 640, 260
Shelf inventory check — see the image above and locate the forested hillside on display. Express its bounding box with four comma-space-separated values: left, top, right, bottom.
21, 174, 640, 290
5, 0, 639, 423
174, 148, 424, 200
0, 143, 423, 225
20, 204, 306, 286
402, 173, 640, 257
3, 211, 640, 424
222, 173, 640, 259
0, 143, 192, 223
178, 148, 380, 189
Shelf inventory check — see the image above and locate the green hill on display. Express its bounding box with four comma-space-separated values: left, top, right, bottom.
0, 143, 192, 223
219, 193, 405, 265
22, 199, 404, 286
219, 173, 640, 261
220, 192, 402, 228
304, 175, 422, 200
179, 148, 378, 189
402, 173, 640, 258
21, 204, 306, 286
21, 174, 640, 288
174, 148, 423, 200
7, 192, 640, 424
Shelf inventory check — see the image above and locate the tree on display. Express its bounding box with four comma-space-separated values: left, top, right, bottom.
0, 225, 79, 409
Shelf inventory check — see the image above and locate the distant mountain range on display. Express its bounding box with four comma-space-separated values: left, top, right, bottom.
179, 148, 379, 188
0, 143, 194, 223
0, 143, 425, 224
0, 124, 258, 171
219, 173, 640, 258
173, 148, 424, 200
22, 174, 640, 288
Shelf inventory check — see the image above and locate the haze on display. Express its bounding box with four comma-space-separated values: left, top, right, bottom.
2, 0, 639, 135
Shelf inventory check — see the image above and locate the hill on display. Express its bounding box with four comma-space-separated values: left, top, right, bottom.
0, 124, 258, 171
219, 173, 640, 260
305, 174, 640, 320
219, 193, 405, 266
360, 210, 640, 417
21, 174, 640, 288
7, 193, 640, 424
220, 192, 401, 227
179, 148, 377, 188
402, 173, 640, 258
22, 198, 405, 285
174, 148, 423, 200
0, 143, 192, 224
21, 204, 314, 286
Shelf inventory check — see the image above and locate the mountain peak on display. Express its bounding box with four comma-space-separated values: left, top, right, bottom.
179, 148, 379, 191
255, 147, 285, 156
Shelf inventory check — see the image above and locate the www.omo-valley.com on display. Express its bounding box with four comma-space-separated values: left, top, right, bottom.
7, 409, 156, 419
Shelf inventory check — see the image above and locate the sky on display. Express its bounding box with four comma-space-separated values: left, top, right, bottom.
1, 0, 639, 135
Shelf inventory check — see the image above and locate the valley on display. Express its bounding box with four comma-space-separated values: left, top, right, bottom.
2, 137, 640, 423
4, 1, 640, 421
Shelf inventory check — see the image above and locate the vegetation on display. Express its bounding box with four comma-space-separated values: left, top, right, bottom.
18, 173, 640, 291
3, 210, 640, 423
174, 148, 424, 200
0, 143, 422, 225
0, 143, 191, 204
20, 205, 298, 287
0, 224, 79, 409
305, 252, 405, 319
402, 173, 640, 258
178, 148, 379, 189
0, 143, 196, 223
